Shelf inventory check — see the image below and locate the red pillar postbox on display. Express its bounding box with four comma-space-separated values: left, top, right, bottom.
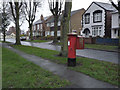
67, 33, 77, 66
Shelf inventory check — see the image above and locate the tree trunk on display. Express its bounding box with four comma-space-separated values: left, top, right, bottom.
15, 21, 21, 45
15, 2, 21, 45
60, 1, 72, 57
53, 15, 58, 43
3, 3, 6, 42
3, 28, 6, 42
29, 23, 33, 40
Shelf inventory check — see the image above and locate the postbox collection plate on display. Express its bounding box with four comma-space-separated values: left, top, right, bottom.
68, 41, 70, 46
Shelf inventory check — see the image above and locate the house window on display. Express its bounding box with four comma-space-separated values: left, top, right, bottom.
85, 13, 90, 24
93, 10, 102, 23
92, 26, 102, 36
40, 24, 42, 30
41, 32, 43, 36
57, 31, 61, 36
99, 30, 101, 35
58, 21, 61, 26
114, 29, 117, 34
37, 24, 39, 30
99, 27, 102, 35
47, 23, 49, 27
51, 31, 54, 36
51, 23, 54, 27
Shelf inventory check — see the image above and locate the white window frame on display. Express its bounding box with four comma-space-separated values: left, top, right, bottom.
47, 23, 49, 27
58, 21, 61, 26
57, 31, 61, 36
85, 14, 90, 24
51, 22, 54, 27
34, 25, 36, 31
40, 24, 42, 30
93, 12, 102, 22
51, 31, 54, 36
37, 24, 39, 30
92, 26, 102, 37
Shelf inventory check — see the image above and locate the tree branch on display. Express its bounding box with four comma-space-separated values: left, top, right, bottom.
110, 0, 119, 10
19, 2, 23, 9
9, 2, 16, 20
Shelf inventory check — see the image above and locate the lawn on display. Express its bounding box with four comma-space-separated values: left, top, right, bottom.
12, 45, 119, 86
55, 42, 118, 52
0, 41, 10, 43
85, 44, 118, 51
2, 47, 70, 88
0, 46, 2, 89
25, 40, 50, 43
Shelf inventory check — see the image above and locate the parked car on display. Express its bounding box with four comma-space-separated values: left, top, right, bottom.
20, 36, 26, 41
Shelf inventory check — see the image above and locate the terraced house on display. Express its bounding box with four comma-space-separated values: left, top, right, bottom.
81, 1, 117, 38
31, 8, 85, 37
46, 8, 85, 36
32, 15, 52, 37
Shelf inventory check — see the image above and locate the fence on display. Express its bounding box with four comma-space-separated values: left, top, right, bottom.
96, 38, 119, 46
84, 37, 119, 46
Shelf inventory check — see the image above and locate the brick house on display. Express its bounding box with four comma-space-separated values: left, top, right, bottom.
45, 15, 61, 36
45, 8, 85, 36
32, 15, 52, 37
70, 8, 85, 34
81, 2, 116, 38
6, 26, 16, 38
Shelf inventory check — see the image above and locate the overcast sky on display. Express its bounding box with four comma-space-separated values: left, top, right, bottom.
8, 0, 117, 32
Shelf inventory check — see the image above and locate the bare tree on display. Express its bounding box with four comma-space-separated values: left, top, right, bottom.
9, 0, 23, 45
1, 2, 10, 42
48, 0, 63, 43
23, 0, 41, 40
59, 0, 72, 57
110, 0, 120, 49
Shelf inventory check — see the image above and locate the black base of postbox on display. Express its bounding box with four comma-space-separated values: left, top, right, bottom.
68, 58, 76, 67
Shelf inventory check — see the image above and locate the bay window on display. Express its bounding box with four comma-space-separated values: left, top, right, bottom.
92, 26, 102, 36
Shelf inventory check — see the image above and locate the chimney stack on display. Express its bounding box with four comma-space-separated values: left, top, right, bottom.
41, 14, 44, 21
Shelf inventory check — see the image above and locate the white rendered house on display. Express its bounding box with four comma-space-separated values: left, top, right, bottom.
81, 2, 116, 38
111, 11, 119, 38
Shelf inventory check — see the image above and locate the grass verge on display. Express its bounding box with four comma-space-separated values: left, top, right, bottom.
0, 41, 10, 43
56, 42, 118, 52
12, 45, 119, 86
0, 47, 2, 89
85, 44, 118, 51
25, 40, 50, 43
2, 47, 70, 88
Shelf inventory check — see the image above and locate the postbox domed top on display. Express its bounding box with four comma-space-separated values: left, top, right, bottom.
77, 35, 83, 37
67, 32, 77, 36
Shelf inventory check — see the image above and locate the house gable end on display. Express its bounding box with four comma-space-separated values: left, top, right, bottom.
84, 2, 105, 14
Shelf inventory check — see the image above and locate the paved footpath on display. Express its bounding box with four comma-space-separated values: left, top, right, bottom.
2, 43, 118, 88
6, 39, 119, 64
